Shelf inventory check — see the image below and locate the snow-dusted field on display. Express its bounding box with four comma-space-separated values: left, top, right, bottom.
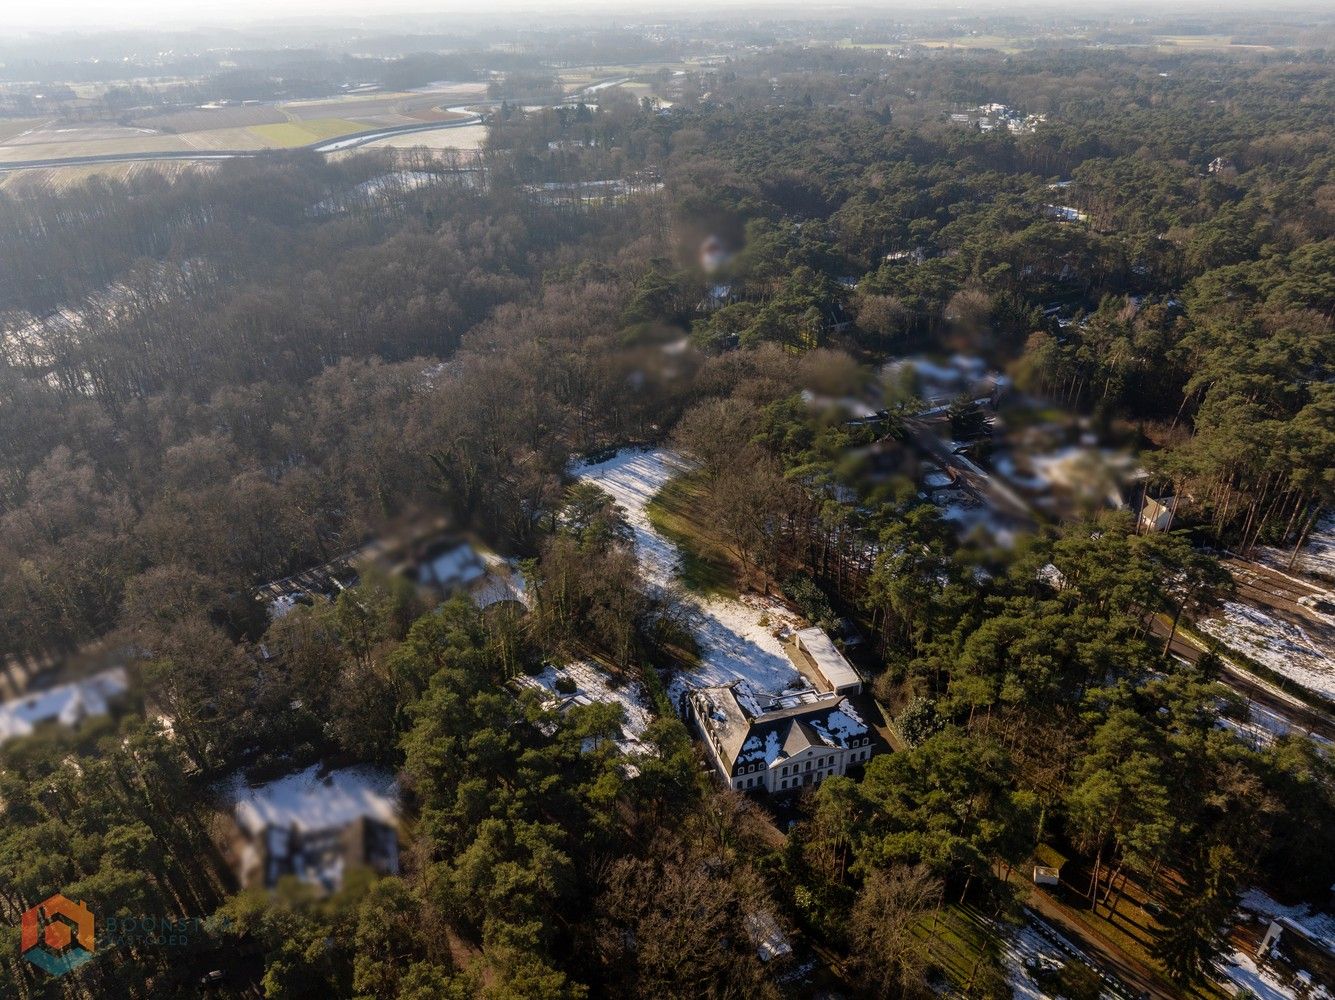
575, 448, 690, 591
1258, 512, 1335, 584
1199, 601, 1335, 702
515, 660, 654, 755
573, 448, 807, 708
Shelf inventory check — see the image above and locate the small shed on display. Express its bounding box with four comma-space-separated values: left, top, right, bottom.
1033, 865, 1061, 887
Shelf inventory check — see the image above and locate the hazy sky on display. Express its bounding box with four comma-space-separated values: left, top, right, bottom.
5, 0, 1304, 31
8, 0, 577, 31
15, 1, 411, 29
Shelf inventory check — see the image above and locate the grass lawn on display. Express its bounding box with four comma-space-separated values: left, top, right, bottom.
248, 118, 368, 147
645, 473, 738, 598
917, 903, 1004, 991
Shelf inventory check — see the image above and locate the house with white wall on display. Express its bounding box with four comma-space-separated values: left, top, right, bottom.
685, 684, 875, 793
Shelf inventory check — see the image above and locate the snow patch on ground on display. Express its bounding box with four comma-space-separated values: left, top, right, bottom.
1215, 889, 1335, 1000
1257, 512, 1335, 584
1217, 700, 1332, 752
998, 922, 1073, 1000
573, 448, 809, 709
514, 660, 654, 755
1215, 948, 1322, 1000
1199, 601, 1335, 701
473, 551, 529, 608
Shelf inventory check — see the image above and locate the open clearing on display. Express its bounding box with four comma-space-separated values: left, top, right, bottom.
1155, 34, 1276, 51
1258, 512, 1335, 583
514, 660, 654, 756
0, 118, 44, 142
573, 448, 807, 710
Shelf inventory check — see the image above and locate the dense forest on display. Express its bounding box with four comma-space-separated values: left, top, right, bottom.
0, 19, 1332, 1000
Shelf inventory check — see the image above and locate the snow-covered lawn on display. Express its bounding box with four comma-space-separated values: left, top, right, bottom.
473, 550, 529, 609
575, 448, 689, 591
573, 448, 808, 709
678, 592, 805, 704
514, 660, 654, 755
1199, 601, 1335, 702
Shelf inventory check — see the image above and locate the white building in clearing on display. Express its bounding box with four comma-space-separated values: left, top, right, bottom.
685, 684, 875, 794
792, 627, 862, 696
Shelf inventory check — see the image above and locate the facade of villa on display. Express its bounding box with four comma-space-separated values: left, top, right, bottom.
685, 683, 875, 793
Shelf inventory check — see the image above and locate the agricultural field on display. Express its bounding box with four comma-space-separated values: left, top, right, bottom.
1153, 34, 1276, 50
0, 84, 486, 166
0, 118, 44, 142
909, 35, 1034, 52
249, 118, 371, 147
0, 159, 212, 192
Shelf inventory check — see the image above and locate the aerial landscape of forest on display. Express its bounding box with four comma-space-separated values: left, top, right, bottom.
0, 3, 1333, 998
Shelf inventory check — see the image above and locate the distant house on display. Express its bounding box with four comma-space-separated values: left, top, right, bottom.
1044, 204, 1088, 224
225, 766, 400, 893
1208, 156, 1233, 175
0, 668, 128, 745
1255, 917, 1335, 990
685, 684, 875, 793
413, 539, 487, 593
883, 247, 926, 265
792, 627, 862, 696
1139, 495, 1177, 533
700, 235, 732, 274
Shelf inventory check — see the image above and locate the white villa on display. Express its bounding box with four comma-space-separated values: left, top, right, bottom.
686, 683, 875, 793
